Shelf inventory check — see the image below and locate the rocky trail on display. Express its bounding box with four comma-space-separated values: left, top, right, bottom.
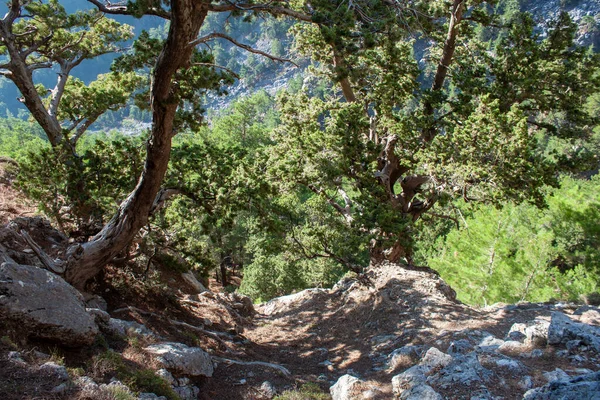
4, 251, 600, 399
1, 166, 600, 400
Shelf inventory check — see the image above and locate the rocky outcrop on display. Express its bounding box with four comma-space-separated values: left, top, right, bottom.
0, 262, 98, 346
144, 342, 214, 377
548, 312, 600, 352
524, 371, 600, 400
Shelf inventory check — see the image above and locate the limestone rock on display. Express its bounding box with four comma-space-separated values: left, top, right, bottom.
330, 374, 367, 400
108, 318, 155, 338
548, 312, 600, 352
392, 366, 428, 396
523, 371, 600, 400
0, 262, 98, 346
260, 381, 277, 399
144, 342, 214, 377
181, 271, 207, 293
398, 384, 442, 400
419, 347, 452, 369
427, 353, 493, 388
39, 361, 69, 381
174, 384, 200, 400
543, 368, 570, 383
508, 319, 550, 346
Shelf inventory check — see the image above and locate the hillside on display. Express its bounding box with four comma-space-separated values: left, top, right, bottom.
1, 177, 599, 399
2, 218, 600, 399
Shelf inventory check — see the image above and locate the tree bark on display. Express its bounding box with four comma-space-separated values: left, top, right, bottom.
422, 0, 465, 142
63, 0, 209, 289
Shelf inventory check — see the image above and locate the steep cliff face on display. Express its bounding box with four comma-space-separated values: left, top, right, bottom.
523, 0, 600, 47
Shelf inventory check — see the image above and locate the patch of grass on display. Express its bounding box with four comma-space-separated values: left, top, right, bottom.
49, 347, 65, 365
274, 383, 329, 400
104, 385, 137, 400
0, 335, 18, 350
91, 350, 180, 400
126, 369, 180, 400
68, 367, 85, 377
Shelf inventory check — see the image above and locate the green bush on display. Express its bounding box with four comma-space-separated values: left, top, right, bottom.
428, 175, 600, 306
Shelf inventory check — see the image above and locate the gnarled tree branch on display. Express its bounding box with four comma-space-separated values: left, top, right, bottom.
191, 32, 298, 67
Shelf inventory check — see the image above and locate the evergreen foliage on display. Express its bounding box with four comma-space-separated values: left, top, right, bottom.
429, 175, 600, 306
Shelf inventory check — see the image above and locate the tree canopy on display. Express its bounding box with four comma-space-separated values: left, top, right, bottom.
0, 0, 598, 300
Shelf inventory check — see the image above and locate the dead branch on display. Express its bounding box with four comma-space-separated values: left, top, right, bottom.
191, 32, 298, 67
212, 356, 291, 376
19, 230, 66, 274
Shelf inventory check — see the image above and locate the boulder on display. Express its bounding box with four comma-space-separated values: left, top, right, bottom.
523, 371, 600, 400
144, 342, 214, 377
330, 374, 367, 400
0, 262, 98, 346
548, 312, 600, 352
39, 362, 69, 381
508, 319, 550, 346
181, 272, 207, 293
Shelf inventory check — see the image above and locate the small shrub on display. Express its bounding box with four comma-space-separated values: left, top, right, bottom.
0, 336, 18, 350
126, 369, 180, 400
90, 350, 180, 400
274, 383, 329, 400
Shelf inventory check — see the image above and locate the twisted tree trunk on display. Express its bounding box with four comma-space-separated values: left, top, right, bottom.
62, 0, 209, 289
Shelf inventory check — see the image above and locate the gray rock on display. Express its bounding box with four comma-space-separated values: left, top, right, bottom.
39, 361, 69, 381
108, 318, 155, 338
419, 347, 452, 369
530, 349, 544, 358
174, 385, 200, 400
398, 384, 442, 400
0, 262, 98, 346
181, 271, 207, 293
509, 320, 550, 346
519, 376, 534, 390
87, 308, 110, 325
75, 376, 99, 391
330, 374, 365, 400
144, 342, 213, 377
523, 371, 600, 400
260, 381, 277, 399
51, 383, 69, 394
33, 350, 51, 361
447, 339, 474, 354
392, 365, 428, 396
428, 353, 493, 388
155, 369, 175, 385
543, 368, 570, 383
482, 354, 524, 373
548, 312, 600, 352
